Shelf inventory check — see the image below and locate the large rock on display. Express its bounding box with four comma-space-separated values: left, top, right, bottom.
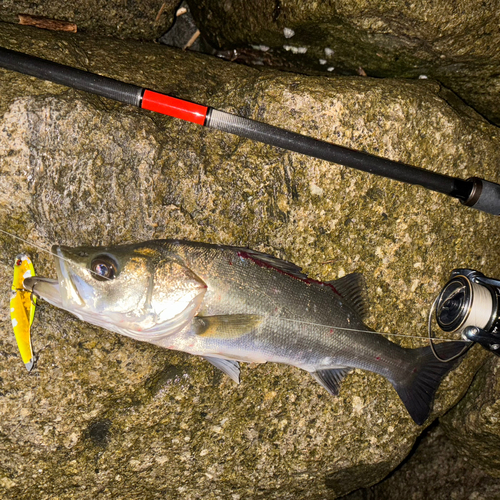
0, 0, 177, 40
441, 355, 500, 478
187, 0, 500, 125
0, 22, 499, 499
344, 423, 500, 500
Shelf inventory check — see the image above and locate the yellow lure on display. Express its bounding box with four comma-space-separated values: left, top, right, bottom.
10, 253, 36, 371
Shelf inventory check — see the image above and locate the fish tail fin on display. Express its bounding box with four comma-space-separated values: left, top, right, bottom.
391, 341, 465, 425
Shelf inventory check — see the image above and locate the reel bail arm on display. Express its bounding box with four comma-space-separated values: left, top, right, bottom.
463, 326, 500, 356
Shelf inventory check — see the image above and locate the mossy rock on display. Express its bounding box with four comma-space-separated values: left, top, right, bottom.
0, 22, 499, 499
0, 0, 177, 40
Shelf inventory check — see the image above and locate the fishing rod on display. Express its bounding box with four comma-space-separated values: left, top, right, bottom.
0, 46, 499, 215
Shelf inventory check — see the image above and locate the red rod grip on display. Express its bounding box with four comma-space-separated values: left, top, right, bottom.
141, 89, 207, 125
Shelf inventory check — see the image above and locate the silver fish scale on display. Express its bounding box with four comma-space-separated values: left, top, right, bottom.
164, 241, 411, 379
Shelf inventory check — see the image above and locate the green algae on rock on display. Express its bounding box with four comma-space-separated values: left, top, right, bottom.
0, 22, 499, 500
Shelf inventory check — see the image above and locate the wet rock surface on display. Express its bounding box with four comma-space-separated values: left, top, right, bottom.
0, 22, 500, 499
187, 0, 500, 125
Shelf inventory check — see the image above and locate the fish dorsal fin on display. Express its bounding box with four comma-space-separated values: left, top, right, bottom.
193, 314, 262, 339
233, 248, 308, 280
203, 356, 240, 383
311, 368, 351, 396
330, 273, 369, 319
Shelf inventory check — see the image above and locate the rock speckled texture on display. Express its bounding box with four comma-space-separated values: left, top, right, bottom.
187, 0, 500, 125
0, 23, 499, 499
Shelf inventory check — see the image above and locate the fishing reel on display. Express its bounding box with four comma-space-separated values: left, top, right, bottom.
432, 269, 500, 357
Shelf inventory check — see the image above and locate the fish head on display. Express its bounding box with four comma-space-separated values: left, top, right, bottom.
24, 242, 206, 342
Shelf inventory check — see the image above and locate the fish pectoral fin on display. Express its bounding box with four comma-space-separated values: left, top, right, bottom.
193, 314, 262, 339
311, 368, 352, 396
203, 356, 240, 384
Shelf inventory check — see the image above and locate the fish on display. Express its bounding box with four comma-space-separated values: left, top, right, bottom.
24, 239, 465, 425
10, 253, 37, 371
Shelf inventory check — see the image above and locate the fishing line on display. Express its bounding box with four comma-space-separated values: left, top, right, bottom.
0, 227, 58, 259
280, 317, 469, 344
426, 295, 472, 361
0, 227, 469, 344
0, 227, 112, 282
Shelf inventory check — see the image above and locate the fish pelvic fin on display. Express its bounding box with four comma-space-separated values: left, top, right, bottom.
392, 341, 465, 426
203, 356, 240, 383
330, 273, 368, 320
311, 368, 352, 396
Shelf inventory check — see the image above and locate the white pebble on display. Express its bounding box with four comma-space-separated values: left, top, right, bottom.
324, 47, 334, 57
319, 59, 327, 65
418, 75, 428, 79
251, 44, 270, 52
283, 27, 295, 38
283, 45, 307, 54
327, 67, 335, 72
310, 182, 323, 196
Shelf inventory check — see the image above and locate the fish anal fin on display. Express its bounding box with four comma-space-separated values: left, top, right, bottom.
203, 356, 240, 383
330, 273, 368, 319
311, 368, 351, 396
193, 314, 262, 339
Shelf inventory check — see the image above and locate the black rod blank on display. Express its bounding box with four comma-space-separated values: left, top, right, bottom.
1, 46, 499, 214
206, 109, 471, 199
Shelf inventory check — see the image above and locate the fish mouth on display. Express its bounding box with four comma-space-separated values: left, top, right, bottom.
23, 245, 81, 310
23, 276, 62, 308
51, 244, 86, 308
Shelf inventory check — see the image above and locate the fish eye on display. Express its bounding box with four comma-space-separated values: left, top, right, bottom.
90, 255, 118, 281
15, 259, 22, 266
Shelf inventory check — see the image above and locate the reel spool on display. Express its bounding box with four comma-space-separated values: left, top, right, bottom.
430, 269, 500, 361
